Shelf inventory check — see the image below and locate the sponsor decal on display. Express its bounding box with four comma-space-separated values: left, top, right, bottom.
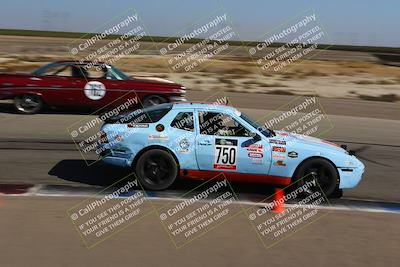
272, 153, 286, 159
127, 123, 149, 128
251, 158, 263, 164
269, 140, 286, 145
248, 152, 263, 158
148, 135, 169, 141
216, 138, 237, 146
288, 151, 298, 158
214, 138, 237, 170
274, 160, 286, 166
84, 81, 106, 100
272, 146, 286, 153
178, 138, 190, 153
246, 144, 263, 153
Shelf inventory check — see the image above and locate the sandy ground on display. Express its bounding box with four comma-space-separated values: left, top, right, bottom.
0, 35, 399, 102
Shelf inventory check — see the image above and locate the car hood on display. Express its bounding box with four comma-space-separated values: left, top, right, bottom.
273, 130, 347, 154
130, 76, 183, 88
133, 76, 175, 84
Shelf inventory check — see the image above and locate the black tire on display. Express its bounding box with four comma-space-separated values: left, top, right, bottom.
142, 95, 168, 107
293, 158, 339, 198
330, 188, 343, 199
14, 94, 43, 114
135, 149, 178, 190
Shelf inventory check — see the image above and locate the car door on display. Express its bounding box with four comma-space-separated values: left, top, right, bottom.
167, 109, 198, 170
195, 110, 271, 175
35, 64, 85, 106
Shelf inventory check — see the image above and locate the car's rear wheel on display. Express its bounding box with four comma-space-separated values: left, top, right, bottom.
142, 95, 167, 107
135, 149, 178, 190
14, 94, 43, 114
293, 158, 339, 198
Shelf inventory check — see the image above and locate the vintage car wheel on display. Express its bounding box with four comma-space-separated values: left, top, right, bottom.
14, 94, 43, 114
135, 149, 178, 190
293, 158, 338, 198
142, 95, 168, 107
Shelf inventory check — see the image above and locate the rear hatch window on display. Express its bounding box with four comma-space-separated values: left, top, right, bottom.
103, 103, 173, 124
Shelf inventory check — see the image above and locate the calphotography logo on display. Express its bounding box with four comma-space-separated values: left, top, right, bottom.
68, 175, 154, 249
258, 96, 334, 138
246, 175, 332, 249
66, 92, 141, 165
249, 10, 331, 73
157, 174, 244, 248
68, 8, 149, 70
158, 10, 239, 73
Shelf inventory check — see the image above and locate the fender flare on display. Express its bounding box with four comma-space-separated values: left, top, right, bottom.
291, 156, 340, 183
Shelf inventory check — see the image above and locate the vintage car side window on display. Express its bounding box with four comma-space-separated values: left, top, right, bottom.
198, 112, 250, 137
42, 65, 73, 77
84, 65, 107, 79
171, 112, 194, 132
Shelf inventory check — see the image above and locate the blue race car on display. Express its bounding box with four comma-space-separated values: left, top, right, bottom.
98, 102, 365, 198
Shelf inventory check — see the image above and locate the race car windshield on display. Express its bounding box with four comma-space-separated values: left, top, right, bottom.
108, 66, 130, 80
240, 113, 275, 137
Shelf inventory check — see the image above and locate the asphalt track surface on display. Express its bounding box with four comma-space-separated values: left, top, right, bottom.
0, 92, 399, 266
0, 92, 399, 202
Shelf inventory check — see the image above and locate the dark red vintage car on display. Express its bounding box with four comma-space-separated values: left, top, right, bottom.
0, 61, 186, 114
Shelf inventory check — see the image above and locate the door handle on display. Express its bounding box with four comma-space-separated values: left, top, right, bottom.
51, 85, 62, 88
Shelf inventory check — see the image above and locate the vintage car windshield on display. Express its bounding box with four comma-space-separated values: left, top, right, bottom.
107, 65, 130, 80
240, 113, 274, 137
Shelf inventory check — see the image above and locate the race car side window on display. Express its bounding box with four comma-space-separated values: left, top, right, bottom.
198, 112, 251, 137
171, 112, 194, 132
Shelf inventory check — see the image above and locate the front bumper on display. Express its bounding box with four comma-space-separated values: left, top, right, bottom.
338, 158, 365, 189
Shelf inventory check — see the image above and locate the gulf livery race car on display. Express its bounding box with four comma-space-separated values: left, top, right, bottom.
0, 61, 186, 114
98, 102, 365, 198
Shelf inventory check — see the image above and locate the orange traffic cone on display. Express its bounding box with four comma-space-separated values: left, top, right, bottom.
272, 188, 285, 213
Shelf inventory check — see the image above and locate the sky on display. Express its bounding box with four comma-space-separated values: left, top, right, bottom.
0, 0, 398, 47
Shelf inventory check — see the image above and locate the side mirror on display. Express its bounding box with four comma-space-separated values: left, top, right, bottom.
252, 133, 261, 142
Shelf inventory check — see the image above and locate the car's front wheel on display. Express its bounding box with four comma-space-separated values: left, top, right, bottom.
292, 158, 339, 198
135, 149, 178, 190
14, 94, 43, 114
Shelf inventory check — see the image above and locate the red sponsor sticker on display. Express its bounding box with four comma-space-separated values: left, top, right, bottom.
270, 140, 286, 145
247, 144, 263, 153
272, 146, 286, 152
213, 164, 237, 170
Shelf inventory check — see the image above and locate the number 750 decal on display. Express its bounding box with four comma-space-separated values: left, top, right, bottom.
214, 139, 237, 170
